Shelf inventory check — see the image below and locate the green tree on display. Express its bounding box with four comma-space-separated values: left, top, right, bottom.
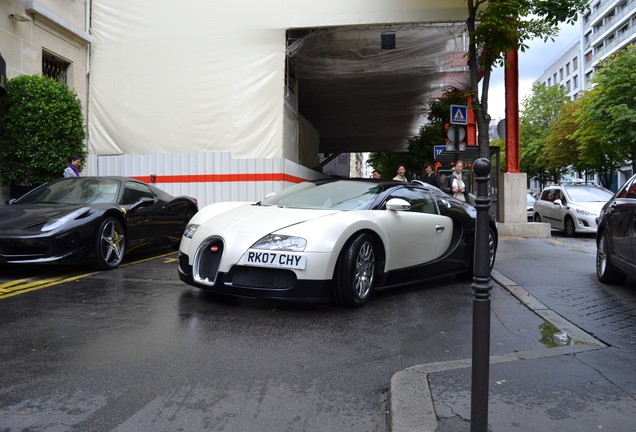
465, 0, 588, 159
519, 82, 568, 185
578, 46, 636, 175
0, 75, 86, 187
542, 99, 583, 175
572, 85, 627, 189
367, 88, 465, 179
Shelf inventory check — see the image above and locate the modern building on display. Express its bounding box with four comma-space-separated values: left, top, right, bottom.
535, 0, 636, 188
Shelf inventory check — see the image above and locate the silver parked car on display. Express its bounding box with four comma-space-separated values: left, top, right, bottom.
533, 183, 613, 236
526, 192, 536, 222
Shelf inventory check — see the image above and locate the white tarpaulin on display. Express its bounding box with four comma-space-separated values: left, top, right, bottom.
89, 0, 470, 159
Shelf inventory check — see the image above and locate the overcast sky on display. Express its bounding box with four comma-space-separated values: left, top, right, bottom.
487, 20, 580, 121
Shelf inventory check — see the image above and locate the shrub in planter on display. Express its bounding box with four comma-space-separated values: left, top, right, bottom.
0, 75, 86, 188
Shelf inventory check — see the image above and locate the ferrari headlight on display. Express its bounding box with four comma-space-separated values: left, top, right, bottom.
42, 207, 91, 232
183, 223, 200, 239
575, 208, 595, 216
251, 234, 307, 252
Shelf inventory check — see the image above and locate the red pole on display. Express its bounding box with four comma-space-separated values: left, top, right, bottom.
504, 50, 520, 173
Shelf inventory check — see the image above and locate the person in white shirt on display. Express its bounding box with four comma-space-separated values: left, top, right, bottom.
392, 164, 408, 182
443, 160, 469, 202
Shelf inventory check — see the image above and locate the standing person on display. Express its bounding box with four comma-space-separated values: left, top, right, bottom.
443, 160, 470, 202
63, 155, 81, 178
421, 163, 439, 188
371, 169, 382, 179
392, 164, 408, 182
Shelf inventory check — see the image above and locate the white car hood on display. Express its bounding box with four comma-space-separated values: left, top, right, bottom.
193, 204, 340, 248
573, 201, 606, 214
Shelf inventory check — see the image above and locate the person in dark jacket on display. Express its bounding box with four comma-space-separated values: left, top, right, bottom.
421, 163, 439, 188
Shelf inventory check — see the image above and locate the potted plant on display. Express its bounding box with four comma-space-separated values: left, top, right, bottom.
0, 75, 86, 198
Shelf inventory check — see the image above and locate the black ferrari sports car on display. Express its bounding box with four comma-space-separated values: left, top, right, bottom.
1, 176, 198, 269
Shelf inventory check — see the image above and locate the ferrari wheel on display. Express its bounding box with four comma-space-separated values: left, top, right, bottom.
564, 216, 576, 237
596, 231, 625, 284
95, 217, 126, 270
334, 233, 376, 307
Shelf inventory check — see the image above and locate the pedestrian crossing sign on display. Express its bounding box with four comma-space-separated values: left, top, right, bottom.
450, 105, 468, 125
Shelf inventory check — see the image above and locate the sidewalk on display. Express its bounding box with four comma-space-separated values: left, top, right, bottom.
389, 237, 636, 432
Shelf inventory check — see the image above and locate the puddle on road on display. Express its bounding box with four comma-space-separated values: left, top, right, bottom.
538, 322, 571, 348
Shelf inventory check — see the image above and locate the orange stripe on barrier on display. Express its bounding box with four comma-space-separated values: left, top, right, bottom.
132, 173, 306, 184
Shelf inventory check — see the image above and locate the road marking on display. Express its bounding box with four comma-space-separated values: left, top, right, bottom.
0, 273, 99, 299
0, 251, 178, 299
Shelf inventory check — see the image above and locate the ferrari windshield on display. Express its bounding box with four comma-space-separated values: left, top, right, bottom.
262, 180, 385, 210
15, 178, 121, 205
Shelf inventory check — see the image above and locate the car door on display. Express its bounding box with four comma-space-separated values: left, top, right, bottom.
381, 186, 453, 270
539, 188, 564, 228
609, 177, 636, 267
121, 181, 169, 247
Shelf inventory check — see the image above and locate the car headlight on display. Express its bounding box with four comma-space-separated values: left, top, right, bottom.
42, 207, 91, 232
575, 208, 595, 216
183, 223, 200, 239
251, 234, 307, 252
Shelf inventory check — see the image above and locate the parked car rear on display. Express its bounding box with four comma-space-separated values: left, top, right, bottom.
596, 174, 636, 284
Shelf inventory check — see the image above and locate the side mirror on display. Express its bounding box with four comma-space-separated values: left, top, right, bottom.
386, 198, 411, 211
439, 198, 452, 209
6, 198, 17, 205
553, 199, 563, 207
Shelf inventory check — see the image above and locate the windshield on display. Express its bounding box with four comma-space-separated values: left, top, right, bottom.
15, 178, 121, 205
261, 180, 384, 210
564, 186, 613, 202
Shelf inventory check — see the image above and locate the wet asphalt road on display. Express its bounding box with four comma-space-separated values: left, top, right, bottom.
0, 233, 632, 431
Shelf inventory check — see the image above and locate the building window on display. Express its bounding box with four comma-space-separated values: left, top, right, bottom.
559, 68, 564, 80
547, 78, 551, 86
573, 75, 578, 89
553, 73, 557, 83
573, 57, 578, 71
566, 62, 570, 75
566, 80, 571, 92
42, 51, 69, 84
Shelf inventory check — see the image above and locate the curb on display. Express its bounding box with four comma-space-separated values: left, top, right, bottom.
388, 269, 607, 432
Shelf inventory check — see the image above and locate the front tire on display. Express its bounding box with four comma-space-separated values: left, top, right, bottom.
333, 233, 376, 307
95, 217, 126, 270
596, 231, 625, 284
564, 216, 576, 237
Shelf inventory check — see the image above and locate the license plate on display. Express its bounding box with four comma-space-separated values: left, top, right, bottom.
242, 250, 306, 270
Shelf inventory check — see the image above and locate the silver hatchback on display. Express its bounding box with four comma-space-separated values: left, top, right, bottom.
533, 183, 613, 236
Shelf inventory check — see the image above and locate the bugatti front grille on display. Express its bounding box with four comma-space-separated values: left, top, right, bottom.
228, 266, 296, 289
193, 237, 224, 286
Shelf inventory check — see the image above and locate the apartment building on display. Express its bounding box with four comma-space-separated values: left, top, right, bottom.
538, 0, 636, 94
535, 0, 636, 188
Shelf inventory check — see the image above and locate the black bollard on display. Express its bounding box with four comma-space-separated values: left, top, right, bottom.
470, 158, 493, 432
